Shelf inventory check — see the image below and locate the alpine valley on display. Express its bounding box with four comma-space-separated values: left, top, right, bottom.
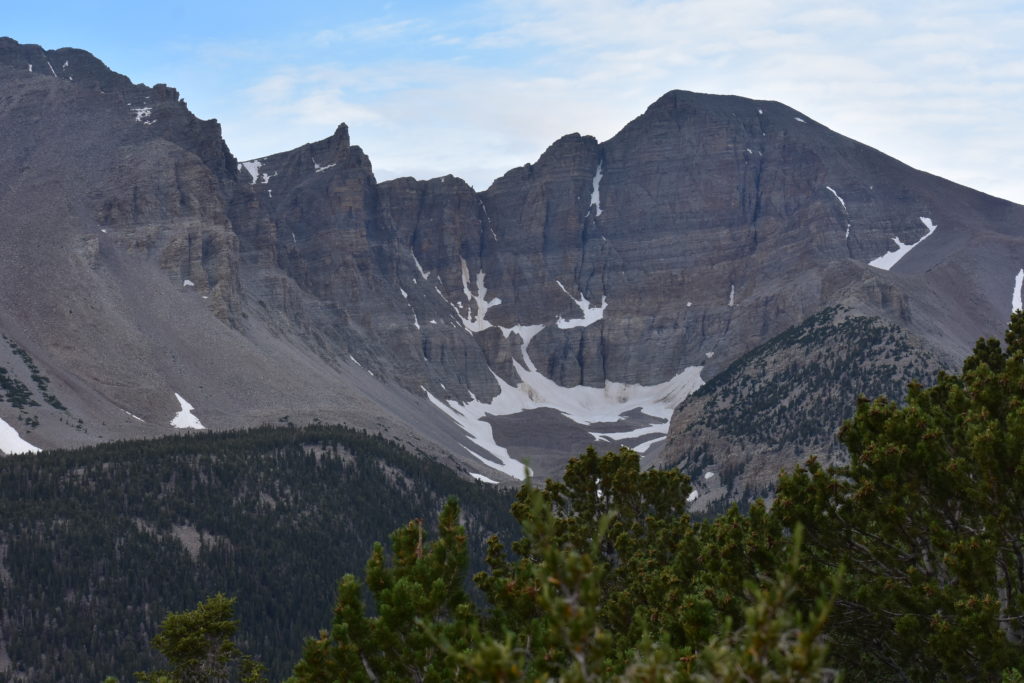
2, 36, 1023, 512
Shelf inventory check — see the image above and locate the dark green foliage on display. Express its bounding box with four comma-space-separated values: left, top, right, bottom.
0, 424, 517, 682
689, 307, 940, 449
776, 311, 1024, 680
0, 363, 38, 408
2, 336, 64, 410
292, 448, 833, 681
10, 315, 1024, 680
136, 593, 266, 682
291, 500, 476, 682
288, 314, 1024, 680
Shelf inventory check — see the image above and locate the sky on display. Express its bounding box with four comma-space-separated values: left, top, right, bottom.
5, 0, 1024, 203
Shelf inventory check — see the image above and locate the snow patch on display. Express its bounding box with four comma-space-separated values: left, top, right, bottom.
589, 162, 604, 216
470, 472, 499, 484
1013, 269, 1023, 313
314, 161, 337, 173
458, 259, 501, 332
589, 424, 666, 442
47, 61, 57, 77
728, 284, 735, 307
240, 160, 262, 184
687, 489, 699, 503
869, 217, 938, 271
704, 471, 715, 479
826, 186, 852, 238
632, 437, 663, 454
27, 63, 32, 72
399, 287, 408, 299
555, 281, 607, 329
0, 417, 41, 454
427, 342, 704, 481
170, 393, 205, 430
758, 108, 763, 115
182, 279, 195, 287
497, 324, 545, 371
825, 186, 847, 210
413, 254, 431, 280
122, 409, 145, 423
131, 107, 152, 122
794, 117, 805, 123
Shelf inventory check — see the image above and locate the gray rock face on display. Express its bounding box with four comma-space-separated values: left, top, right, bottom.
2, 38, 1024, 491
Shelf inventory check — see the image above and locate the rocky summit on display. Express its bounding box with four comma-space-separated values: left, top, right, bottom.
2, 37, 1023, 498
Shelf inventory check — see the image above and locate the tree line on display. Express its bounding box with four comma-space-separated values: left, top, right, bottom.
137, 314, 1024, 680
0, 425, 518, 680
9, 311, 1024, 680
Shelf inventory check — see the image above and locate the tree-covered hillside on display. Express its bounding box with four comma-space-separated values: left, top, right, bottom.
0, 425, 517, 681
664, 306, 947, 513
267, 315, 1024, 681
8, 312, 1024, 680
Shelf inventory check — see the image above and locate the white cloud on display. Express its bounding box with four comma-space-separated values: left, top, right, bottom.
213, 0, 1024, 202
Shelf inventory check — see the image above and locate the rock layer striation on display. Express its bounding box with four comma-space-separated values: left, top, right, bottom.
2, 38, 1024, 492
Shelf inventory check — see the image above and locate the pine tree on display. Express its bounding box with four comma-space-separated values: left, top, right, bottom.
290, 498, 474, 682
775, 312, 1024, 679
291, 449, 833, 681
136, 593, 266, 683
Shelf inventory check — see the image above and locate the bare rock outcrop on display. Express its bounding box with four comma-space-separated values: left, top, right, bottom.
3, 38, 1024, 493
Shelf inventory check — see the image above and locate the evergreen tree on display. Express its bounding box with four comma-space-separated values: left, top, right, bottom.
291, 449, 833, 681
136, 593, 266, 683
775, 311, 1024, 679
290, 499, 475, 682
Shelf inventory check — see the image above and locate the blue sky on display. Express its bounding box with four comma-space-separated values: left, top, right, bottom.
5, 1, 1024, 202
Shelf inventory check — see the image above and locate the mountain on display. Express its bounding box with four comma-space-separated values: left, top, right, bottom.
2, 37, 1023, 494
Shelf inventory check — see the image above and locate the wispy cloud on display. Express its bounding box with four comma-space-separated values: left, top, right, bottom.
312, 19, 424, 47
213, 0, 1024, 201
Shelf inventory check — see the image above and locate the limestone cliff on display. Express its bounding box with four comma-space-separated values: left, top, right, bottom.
3, 38, 1024, 494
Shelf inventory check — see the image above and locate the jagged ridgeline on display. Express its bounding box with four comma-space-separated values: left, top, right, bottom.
4, 37, 1024, 488
0, 425, 518, 681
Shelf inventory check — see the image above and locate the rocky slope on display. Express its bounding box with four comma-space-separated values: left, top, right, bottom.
2, 37, 1023, 492
661, 306, 947, 512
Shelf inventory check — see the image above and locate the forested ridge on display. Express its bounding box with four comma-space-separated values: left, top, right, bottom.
668, 306, 946, 514
7, 312, 1024, 681
138, 316, 1024, 682
0, 425, 517, 681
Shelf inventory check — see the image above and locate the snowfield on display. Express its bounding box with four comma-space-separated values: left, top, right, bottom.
0, 416, 40, 454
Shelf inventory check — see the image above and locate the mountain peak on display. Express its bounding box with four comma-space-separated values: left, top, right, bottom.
0, 36, 134, 93
644, 89, 777, 119
331, 122, 350, 148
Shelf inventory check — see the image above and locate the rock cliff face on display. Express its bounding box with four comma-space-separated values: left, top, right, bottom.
2, 38, 1024, 493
